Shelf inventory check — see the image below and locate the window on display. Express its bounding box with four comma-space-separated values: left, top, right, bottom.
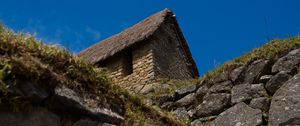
122, 49, 133, 76
98, 60, 107, 68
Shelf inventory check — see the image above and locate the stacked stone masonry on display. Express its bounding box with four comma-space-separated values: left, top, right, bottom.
154, 49, 300, 126
100, 22, 195, 93
102, 42, 156, 92
152, 18, 194, 80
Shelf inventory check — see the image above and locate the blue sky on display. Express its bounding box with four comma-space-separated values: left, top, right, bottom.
0, 0, 300, 75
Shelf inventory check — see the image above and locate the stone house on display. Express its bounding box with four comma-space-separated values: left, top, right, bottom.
79, 9, 198, 92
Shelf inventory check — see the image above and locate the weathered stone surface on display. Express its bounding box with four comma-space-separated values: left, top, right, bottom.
153, 94, 174, 106
53, 85, 84, 109
154, 83, 171, 93
211, 102, 263, 126
8, 81, 49, 104
72, 119, 115, 126
191, 116, 216, 126
171, 107, 190, 123
250, 84, 269, 98
249, 97, 270, 112
229, 65, 246, 84
193, 93, 231, 118
52, 86, 124, 124
0, 107, 61, 126
88, 108, 124, 125
265, 71, 291, 95
269, 74, 300, 126
259, 75, 272, 83
208, 72, 229, 84
137, 83, 155, 94
243, 59, 270, 84
195, 85, 209, 98
272, 49, 300, 73
73, 119, 99, 126
231, 83, 268, 104
138, 83, 170, 94
231, 84, 251, 104
160, 102, 174, 110
175, 93, 196, 107
175, 85, 197, 99
209, 81, 233, 94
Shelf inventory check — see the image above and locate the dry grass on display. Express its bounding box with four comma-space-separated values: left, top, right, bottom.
203, 36, 300, 81
0, 24, 185, 126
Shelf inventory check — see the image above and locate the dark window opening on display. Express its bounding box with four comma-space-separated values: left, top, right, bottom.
98, 60, 107, 68
122, 49, 133, 76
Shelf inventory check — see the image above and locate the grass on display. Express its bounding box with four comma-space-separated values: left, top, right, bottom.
2, 22, 298, 125
202, 36, 300, 81
145, 35, 300, 125
123, 35, 300, 125
144, 79, 200, 98
0, 24, 184, 126
0, 23, 118, 106
125, 34, 300, 125
112, 85, 185, 126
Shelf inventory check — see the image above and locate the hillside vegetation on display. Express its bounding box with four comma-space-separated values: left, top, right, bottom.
0, 24, 183, 126
149, 36, 300, 97
205, 36, 300, 79
150, 36, 300, 126
2, 22, 300, 126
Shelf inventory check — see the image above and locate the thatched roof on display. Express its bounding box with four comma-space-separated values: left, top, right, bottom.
79, 9, 199, 77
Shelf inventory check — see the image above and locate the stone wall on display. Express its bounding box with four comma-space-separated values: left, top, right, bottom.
153, 49, 300, 126
101, 19, 195, 93
102, 41, 156, 92
0, 79, 124, 126
151, 18, 194, 80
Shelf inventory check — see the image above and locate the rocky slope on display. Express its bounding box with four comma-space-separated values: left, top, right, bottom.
150, 37, 300, 126
2, 23, 300, 126
0, 24, 183, 126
